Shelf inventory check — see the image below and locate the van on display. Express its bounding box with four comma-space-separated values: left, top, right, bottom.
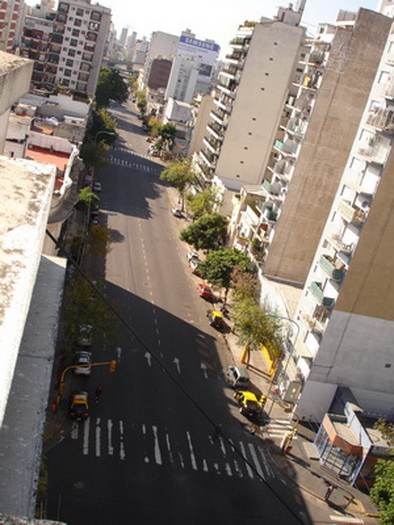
226, 365, 250, 388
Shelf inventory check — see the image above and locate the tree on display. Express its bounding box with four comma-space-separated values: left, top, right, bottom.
95, 68, 129, 107
187, 187, 219, 219
233, 296, 283, 361
160, 158, 198, 209
89, 108, 117, 144
88, 225, 112, 256
137, 97, 147, 116
79, 141, 109, 169
77, 186, 100, 208
231, 266, 258, 300
157, 123, 176, 151
370, 421, 394, 525
180, 213, 228, 251
197, 247, 252, 296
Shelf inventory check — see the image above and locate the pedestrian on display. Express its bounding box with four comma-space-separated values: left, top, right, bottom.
95, 385, 103, 403
324, 484, 335, 502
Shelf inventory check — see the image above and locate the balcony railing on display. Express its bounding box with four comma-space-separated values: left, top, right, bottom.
328, 234, 355, 255
366, 108, 394, 134
358, 140, 389, 165
338, 200, 366, 226
318, 255, 345, 281
310, 282, 335, 308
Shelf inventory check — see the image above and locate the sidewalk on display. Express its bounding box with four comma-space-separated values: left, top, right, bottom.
222, 328, 379, 522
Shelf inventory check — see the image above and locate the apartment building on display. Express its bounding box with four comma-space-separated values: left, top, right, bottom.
20, 0, 111, 96
294, 14, 394, 423
0, 0, 22, 52
196, 8, 306, 214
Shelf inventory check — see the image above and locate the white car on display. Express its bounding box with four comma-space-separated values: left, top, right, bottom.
73, 350, 92, 376
171, 208, 183, 218
187, 251, 200, 262
93, 182, 102, 192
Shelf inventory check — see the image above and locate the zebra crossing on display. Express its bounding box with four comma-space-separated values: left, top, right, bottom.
108, 154, 160, 173
264, 418, 298, 441
70, 418, 278, 482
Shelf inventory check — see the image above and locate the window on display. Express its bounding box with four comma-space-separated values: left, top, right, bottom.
76, 8, 84, 16
66, 59, 73, 67
80, 62, 90, 71
72, 29, 80, 37
62, 79, 70, 86
70, 38, 78, 47
74, 18, 82, 27
68, 48, 76, 57
90, 11, 101, 21
64, 69, 72, 77
58, 3, 69, 13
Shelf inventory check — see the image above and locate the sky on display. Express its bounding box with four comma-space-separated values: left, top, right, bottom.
105, 0, 380, 55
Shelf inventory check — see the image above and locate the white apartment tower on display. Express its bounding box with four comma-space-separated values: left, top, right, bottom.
196, 8, 306, 213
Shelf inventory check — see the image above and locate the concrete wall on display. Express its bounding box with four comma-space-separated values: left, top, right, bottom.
188, 94, 215, 157
263, 9, 393, 285
215, 21, 304, 187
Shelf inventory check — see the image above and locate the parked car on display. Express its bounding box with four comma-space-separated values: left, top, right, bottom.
171, 208, 183, 218
196, 283, 216, 302
93, 182, 102, 192
69, 391, 89, 421
226, 366, 250, 389
234, 390, 265, 421
187, 251, 200, 262
73, 350, 93, 376
77, 324, 93, 346
190, 259, 200, 275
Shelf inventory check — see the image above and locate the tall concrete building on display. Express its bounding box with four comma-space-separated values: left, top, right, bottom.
0, 0, 23, 52
20, 0, 111, 96
292, 8, 394, 423
141, 30, 179, 87
262, 9, 392, 286
196, 5, 306, 213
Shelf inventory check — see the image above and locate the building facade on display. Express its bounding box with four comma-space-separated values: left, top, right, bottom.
0, 0, 22, 52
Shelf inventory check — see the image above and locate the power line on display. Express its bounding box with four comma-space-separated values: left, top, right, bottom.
45, 228, 305, 524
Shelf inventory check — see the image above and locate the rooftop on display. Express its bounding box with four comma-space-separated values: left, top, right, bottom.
25, 145, 70, 171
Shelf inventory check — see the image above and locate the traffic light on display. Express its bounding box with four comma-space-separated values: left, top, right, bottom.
260, 395, 267, 409
109, 360, 117, 373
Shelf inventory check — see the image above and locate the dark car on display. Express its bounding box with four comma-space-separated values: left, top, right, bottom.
69, 391, 89, 421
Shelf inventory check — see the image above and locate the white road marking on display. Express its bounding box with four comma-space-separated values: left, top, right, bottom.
96, 418, 101, 457
258, 446, 274, 477
71, 422, 78, 440
152, 426, 162, 465
202, 459, 209, 472
219, 437, 226, 456
83, 418, 90, 455
142, 424, 146, 435
329, 517, 364, 523
239, 441, 254, 479
173, 358, 181, 374
233, 459, 244, 478
186, 431, 197, 470
248, 443, 265, 481
116, 347, 122, 363
119, 420, 125, 460
224, 463, 233, 476
165, 432, 174, 463
107, 420, 114, 455
145, 352, 152, 366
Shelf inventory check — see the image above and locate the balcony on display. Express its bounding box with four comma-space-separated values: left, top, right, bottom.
358, 139, 389, 165
206, 123, 223, 140
338, 200, 366, 226
199, 149, 216, 169
328, 233, 355, 255
366, 108, 394, 134
310, 282, 335, 308
318, 255, 345, 281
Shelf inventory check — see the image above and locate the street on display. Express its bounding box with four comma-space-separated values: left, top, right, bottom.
44, 101, 311, 524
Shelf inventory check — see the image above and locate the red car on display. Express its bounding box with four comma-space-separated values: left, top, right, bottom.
196, 283, 216, 301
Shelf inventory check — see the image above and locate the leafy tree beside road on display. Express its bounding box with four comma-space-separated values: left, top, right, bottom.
370, 420, 394, 525
95, 68, 129, 107
197, 247, 252, 298
187, 187, 219, 219
180, 213, 228, 251
160, 158, 199, 210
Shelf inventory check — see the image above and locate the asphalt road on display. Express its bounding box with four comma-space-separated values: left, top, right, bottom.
45, 101, 311, 525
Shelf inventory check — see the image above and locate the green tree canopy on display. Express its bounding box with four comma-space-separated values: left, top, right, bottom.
160, 158, 199, 209
89, 108, 117, 144
370, 421, 394, 525
79, 141, 109, 169
180, 213, 228, 251
187, 187, 218, 218
95, 68, 129, 107
77, 186, 100, 207
157, 123, 176, 150
233, 296, 284, 354
197, 247, 252, 290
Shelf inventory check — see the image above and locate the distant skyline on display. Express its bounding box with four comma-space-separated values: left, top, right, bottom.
26, 0, 384, 56
105, 0, 379, 55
